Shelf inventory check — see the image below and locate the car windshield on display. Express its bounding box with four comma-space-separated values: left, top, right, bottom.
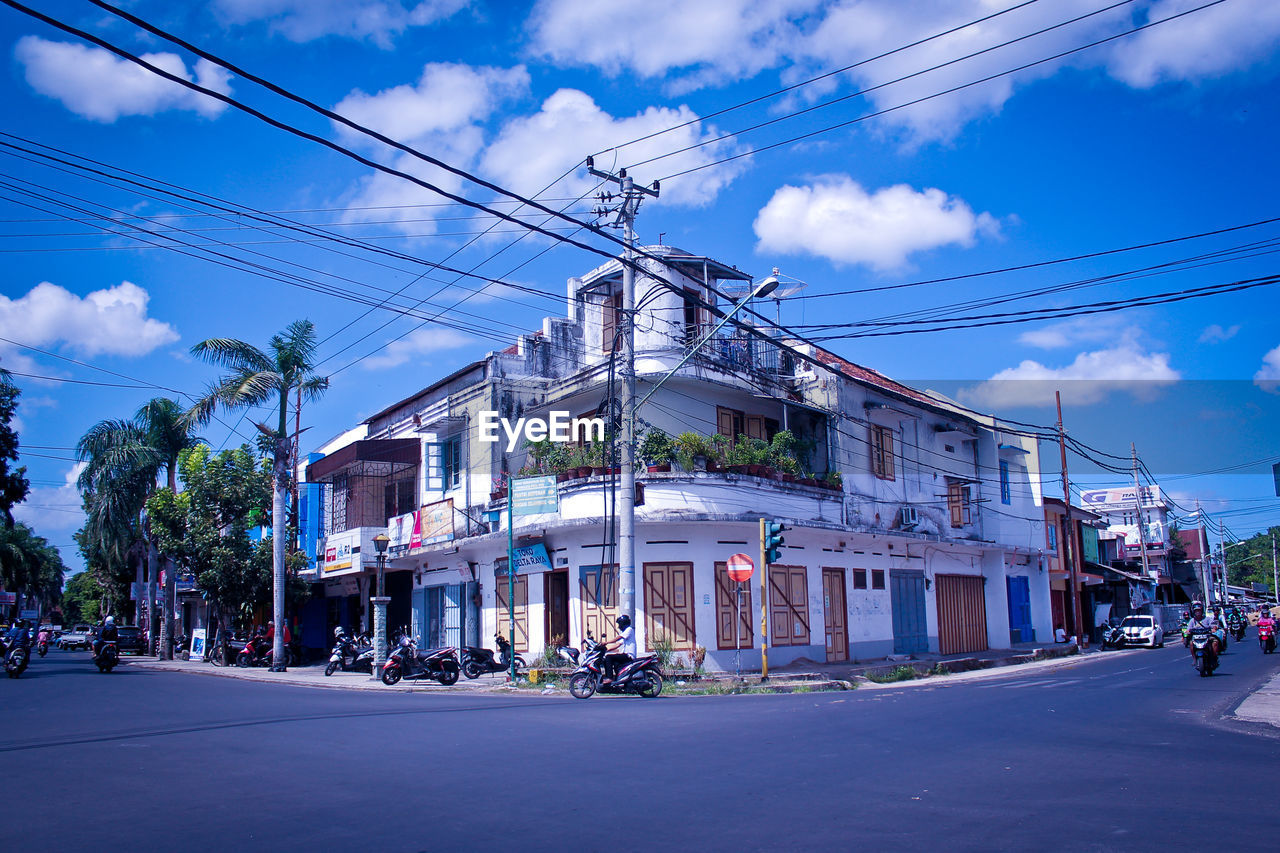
1121, 617, 1153, 628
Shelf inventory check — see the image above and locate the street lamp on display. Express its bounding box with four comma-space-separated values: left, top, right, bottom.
371, 532, 390, 678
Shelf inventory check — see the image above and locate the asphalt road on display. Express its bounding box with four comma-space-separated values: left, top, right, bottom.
2, 641, 1278, 852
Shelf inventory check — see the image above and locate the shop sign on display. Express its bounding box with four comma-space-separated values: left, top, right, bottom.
497, 543, 552, 576
321, 529, 363, 576
389, 499, 455, 556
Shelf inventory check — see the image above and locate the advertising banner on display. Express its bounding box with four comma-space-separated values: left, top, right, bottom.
389, 499, 455, 556
189, 628, 207, 663
1079, 485, 1162, 510
321, 528, 363, 577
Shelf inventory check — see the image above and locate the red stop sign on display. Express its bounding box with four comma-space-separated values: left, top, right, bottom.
727, 553, 755, 582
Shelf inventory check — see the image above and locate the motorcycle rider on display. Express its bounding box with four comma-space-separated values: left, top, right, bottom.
92, 615, 117, 660
4, 618, 31, 651
600, 614, 636, 684
1183, 602, 1219, 668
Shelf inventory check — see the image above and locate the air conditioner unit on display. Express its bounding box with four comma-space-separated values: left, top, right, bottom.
899, 506, 919, 530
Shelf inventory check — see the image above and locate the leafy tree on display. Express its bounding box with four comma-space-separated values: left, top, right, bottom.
62, 570, 106, 625
0, 521, 64, 620
186, 320, 327, 669
0, 375, 30, 527
1225, 526, 1280, 599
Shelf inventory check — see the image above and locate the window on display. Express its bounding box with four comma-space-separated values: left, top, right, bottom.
442, 435, 462, 490
871, 425, 895, 480
871, 569, 885, 590
716, 406, 777, 445
383, 478, 416, 523
947, 480, 972, 528
1047, 523, 1058, 552
999, 460, 1011, 505
602, 289, 622, 353
852, 569, 867, 590
714, 562, 754, 650
768, 565, 810, 646
683, 288, 703, 345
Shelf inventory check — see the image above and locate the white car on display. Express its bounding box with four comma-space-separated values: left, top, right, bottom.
1120, 615, 1164, 648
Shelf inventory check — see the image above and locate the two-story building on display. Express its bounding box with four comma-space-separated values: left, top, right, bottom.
303, 246, 1053, 671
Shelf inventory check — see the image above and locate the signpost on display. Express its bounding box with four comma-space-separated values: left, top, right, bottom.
727, 553, 755, 677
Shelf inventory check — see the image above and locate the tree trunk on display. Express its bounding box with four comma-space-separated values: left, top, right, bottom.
146, 541, 159, 655
271, 436, 289, 670
158, 555, 175, 660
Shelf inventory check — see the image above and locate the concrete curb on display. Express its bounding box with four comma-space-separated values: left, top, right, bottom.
1232, 670, 1280, 729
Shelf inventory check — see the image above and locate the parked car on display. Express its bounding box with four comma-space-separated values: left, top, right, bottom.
1120, 615, 1164, 648
57, 624, 93, 650
115, 625, 145, 655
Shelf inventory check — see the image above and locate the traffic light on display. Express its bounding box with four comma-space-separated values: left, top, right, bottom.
763, 519, 787, 564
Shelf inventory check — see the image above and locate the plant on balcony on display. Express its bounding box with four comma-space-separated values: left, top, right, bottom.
707, 433, 729, 471
768, 430, 802, 477
674, 432, 712, 472
638, 428, 674, 472
823, 469, 844, 491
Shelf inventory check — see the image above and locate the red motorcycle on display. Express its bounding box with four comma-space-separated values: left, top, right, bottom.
1259, 622, 1276, 654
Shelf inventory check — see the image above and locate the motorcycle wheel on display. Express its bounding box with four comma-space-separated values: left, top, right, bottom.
438, 668, 459, 686
236, 651, 251, 668
638, 671, 663, 698
569, 672, 597, 699
381, 666, 402, 686
325, 660, 339, 677
463, 661, 484, 679
513, 655, 526, 672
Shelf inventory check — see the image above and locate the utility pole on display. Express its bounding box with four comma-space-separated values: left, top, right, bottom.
1055, 391, 1084, 644
1197, 501, 1211, 603
586, 157, 658, 630
1130, 444, 1153, 582
1216, 518, 1228, 608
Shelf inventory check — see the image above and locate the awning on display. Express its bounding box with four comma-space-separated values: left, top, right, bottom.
1050, 569, 1104, 586
306, 439, 419, 481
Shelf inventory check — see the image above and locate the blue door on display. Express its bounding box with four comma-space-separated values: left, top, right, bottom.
1007, 577, 1033, 643
891, 570, 927, 655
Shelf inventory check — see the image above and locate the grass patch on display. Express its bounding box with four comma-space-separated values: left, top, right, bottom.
865, 665, 923, 683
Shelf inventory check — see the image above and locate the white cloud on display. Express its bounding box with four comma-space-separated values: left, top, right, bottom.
15, 37, 231, 123
1017, 315, 1134, 349
361, 328, 471, 370
1198, 323, 1241, 344
1107, 0, 1280, 87
752, 175, 997, 270
12, 462, 86, 545
1254, 343, 1280, 394
0, 281, 179, 359
528, 0, 819, 90
481, 89, 750, 207
334, 63, 529, 146
214, 0, 468, 46
960, 337, 1181, 409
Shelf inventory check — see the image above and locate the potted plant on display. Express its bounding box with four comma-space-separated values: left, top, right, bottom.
639, 428, 674, 473
675, 432, 711, 472
585, 440, 606, 476
707, 433, 729, 472
823, 470, 843, 491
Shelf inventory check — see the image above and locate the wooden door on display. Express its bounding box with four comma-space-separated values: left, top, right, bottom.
891, 570, 927, 655
544, 570, 569, 648
579, 565, 617, 644
643, 562, 695, 651
494, 574, 528, 652
768, 565, 809, 646
936, 574, 988, 655
714, 562, 754, 650
822, 568, 848, 662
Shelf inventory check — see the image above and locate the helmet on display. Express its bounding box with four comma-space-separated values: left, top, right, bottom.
104, 616, 115, 625
616, 614, 631, 631
1190, 602, 1204, 616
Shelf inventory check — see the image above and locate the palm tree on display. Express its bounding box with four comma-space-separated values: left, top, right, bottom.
77, 400, 202, 658
187, 320, 328, 670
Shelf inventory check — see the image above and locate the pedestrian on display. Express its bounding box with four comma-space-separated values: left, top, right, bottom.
1054, 624, 1067, 644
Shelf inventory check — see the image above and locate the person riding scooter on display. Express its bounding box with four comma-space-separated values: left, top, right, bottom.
600, 614, 636, 685
1183, 602, 1219, 668
93, 616, 118, 660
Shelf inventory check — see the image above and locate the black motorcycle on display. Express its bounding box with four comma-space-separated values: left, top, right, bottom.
94, 640, 119, 673
460, 634, 525, 679
325, 630, 373, 676
4, 636, 31, 678
1099, 622, 1126, 651
1188, 628, 1218, 677
568, 636, 663, 699
381, 636, 459, 686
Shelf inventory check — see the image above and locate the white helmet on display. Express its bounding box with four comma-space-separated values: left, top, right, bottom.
105, 615, 115, 625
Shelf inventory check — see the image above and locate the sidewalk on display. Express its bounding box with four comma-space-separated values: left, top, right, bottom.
1233, 670, 1280, 729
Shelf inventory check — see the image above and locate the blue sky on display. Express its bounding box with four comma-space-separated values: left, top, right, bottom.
3, 0, 1279, 573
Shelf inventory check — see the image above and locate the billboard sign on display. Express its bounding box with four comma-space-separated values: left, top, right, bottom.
320, 528, 364, 577
1079, 485, 1162, 510
388, 499, 455, 557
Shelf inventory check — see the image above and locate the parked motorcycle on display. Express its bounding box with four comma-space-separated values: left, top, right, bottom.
94, 640, 119, 673
381, 636, 460, 686
557, 644, 580, 666
1188, 628, 1218, 677
1099, 622, 1126, 651
460, 634, 525, 679
237, 634, 299, 668
568, 636, 663, 699
1258, 622, 1276, 654
325, 630, 373, 676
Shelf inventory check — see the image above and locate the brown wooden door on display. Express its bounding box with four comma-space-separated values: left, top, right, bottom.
544, 570, 569, 648
643, 562, 696, 651
715, 562, 754, 650
936, 574, 988, 655
579, 565, 618, 644
494, 574, 528, 653
768, 565, 810, 646
822, 568, 848, 662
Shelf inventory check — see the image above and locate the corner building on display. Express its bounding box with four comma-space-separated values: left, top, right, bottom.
303, 247, 1053, 671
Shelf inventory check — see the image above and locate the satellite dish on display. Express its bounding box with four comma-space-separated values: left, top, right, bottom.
723, 267, 808, 300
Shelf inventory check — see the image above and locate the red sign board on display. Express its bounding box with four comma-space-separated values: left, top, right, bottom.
726, 553, 755, 583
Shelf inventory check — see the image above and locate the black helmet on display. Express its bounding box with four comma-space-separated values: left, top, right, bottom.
616, 614, 631, 630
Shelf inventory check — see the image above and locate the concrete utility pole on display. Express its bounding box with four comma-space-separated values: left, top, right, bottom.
585, 158, 658, 629
1216, 518, 1228, 607
1055, 391, 1084, 644
1131, 444, 1153, 582
1272, 533, 1277, 607
1197, 501, 1211, 603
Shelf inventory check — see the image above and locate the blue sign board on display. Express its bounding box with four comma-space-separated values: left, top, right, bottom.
511, 476, 558, 516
